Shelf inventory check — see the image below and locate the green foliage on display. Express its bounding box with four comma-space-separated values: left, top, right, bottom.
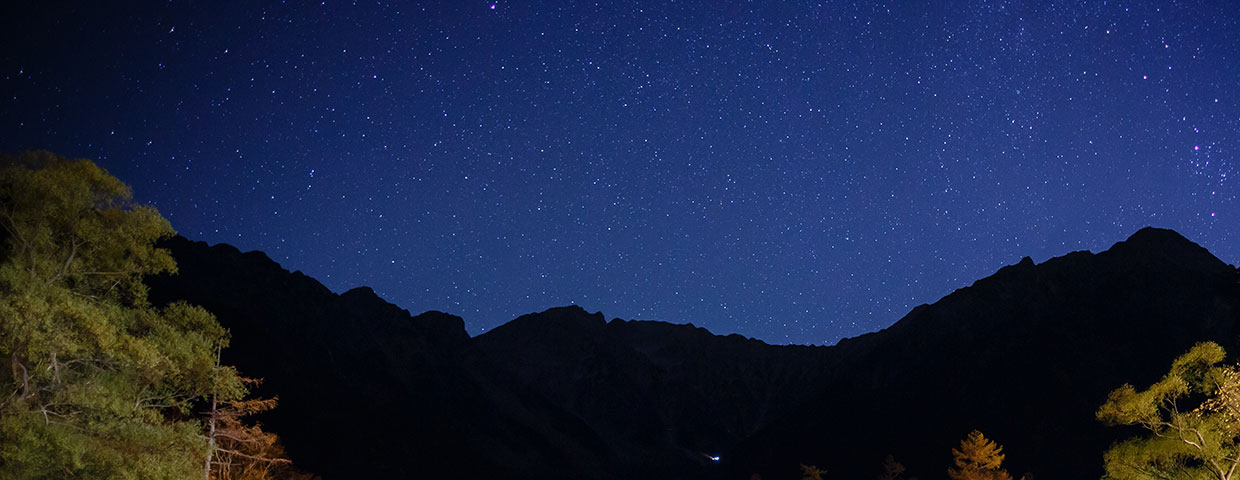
1097, 341, 1240, 480
0, 150, 176, 305
0, 152, 244, 479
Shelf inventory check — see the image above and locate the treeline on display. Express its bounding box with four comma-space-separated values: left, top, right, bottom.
0, 152, 312, 479
787, 340, 1240, 480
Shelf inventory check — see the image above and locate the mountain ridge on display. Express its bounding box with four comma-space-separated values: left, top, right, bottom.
144, 227, 1240, 479
724, 226, 1240, 479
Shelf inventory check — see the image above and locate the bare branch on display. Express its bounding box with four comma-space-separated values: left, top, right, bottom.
213, 447, 292, 465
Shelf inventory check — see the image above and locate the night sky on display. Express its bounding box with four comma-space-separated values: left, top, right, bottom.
3, 1, 1237, 345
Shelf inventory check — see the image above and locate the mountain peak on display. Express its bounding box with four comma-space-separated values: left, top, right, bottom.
1124, 226, 1192, 247
484, 305, 606, 339
517, 305, 604, 324
539, 305, 596, 317
342, 285, 381, 300
1106, 227, 1225, 273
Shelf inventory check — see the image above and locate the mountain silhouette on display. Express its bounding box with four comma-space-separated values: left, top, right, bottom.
146, 239, 612, 479
725, 227, 1240, 479
145, 227, 1240, 479
475, 307, 831, 477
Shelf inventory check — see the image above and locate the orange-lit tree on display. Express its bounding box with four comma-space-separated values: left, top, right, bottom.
801, 463, 827, 480
205, 372, 308, 480
948, 430, 1015, 480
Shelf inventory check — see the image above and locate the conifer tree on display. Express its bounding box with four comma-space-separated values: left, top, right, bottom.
878, 454, 906, 480
948, 430, 1014, 480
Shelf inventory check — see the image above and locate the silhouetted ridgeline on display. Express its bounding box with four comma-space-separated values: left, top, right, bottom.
145, 228, 1240, 479
146, 237, 826, 479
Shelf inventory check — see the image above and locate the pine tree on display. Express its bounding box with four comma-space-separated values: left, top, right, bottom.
948, 430, 1014, 480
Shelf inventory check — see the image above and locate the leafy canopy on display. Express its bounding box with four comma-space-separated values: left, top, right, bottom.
1097, 341, 1240, 480
0, 151, 243, 479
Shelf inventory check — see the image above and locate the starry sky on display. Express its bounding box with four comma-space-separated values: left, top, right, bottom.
2, 1, 1237, 345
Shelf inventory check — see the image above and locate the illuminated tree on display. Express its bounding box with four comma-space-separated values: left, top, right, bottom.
0, 152, 300, 479
205, 373, 310, 480
801, 463, 827, 480
1097, 341, 1240, 480
0, 151, 214, 477
948, 430, 1014, 480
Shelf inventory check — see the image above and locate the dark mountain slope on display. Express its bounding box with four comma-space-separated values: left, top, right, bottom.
147, 235, 838, 479
144, 227, 1240, 479
724, 227, 1240, 479
475, 307, 832, 477
146, 237, 613, 480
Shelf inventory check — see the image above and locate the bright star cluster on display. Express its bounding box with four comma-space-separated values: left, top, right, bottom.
2, 1, 1236, 345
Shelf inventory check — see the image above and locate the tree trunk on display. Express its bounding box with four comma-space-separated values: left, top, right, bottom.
204, 392, 217, 480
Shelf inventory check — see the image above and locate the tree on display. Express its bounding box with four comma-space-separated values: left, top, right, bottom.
0, 150, 177, 304
205, 373, 313, 480
801, 463, 827, 480
948, 430, 1015, 480
879, 454, 906, 480
1097, 341, 1240, 480
0, 152, 300, 479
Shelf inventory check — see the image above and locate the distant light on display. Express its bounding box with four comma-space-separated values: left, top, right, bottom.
489, 3, 496, 9
709, 455, 720, 462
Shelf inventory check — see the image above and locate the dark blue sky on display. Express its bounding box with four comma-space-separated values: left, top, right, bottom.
3, 1, 1237, 345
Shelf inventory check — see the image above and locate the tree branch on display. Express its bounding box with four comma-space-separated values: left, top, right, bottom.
213, 447, 292, 464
